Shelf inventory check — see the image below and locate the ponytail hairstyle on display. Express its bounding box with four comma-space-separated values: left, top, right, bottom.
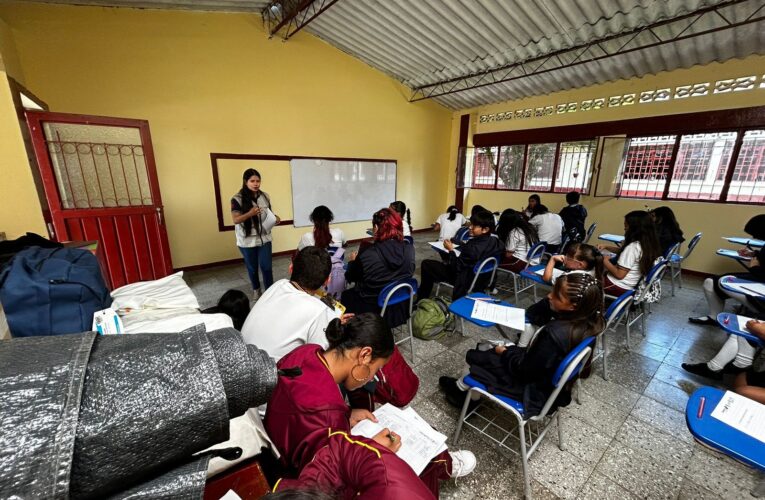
390, 201, 411, 233
309, 205, 334, 249
621, 210, 661, 276
565, 242, 605, 278
324, 313, 394, 360
205, 289, 250, 331
551, 272, 604, 348
238, 168, 264, 238
446, 205, 459, 222
372, 207, 403, 242
497, 209, 538, 246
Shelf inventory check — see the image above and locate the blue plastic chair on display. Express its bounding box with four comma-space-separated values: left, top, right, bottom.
435, 256, 498, 298
403, 236, 414, 245
583, 222, 597, 244
615, 258, 668, 338
495, 242, 546, 303
453, 334, 596, 499
661, 242, 681, 296
670, 232, 702, 292
448, 292, 518, 338
377, 278, 418, 361
453, 226, 471, 244
686, 387, 765, 497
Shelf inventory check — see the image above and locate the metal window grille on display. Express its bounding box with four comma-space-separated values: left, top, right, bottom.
554, 140, 597, 194
616, 136, 676, 199
667, 132, 736, 201
524, 143, 556, 191
726, 130, 765, 203
472, 146, 499, 188
496, 145, 524, 190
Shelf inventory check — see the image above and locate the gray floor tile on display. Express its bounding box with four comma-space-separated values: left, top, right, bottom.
561, 394, 629, 438
580, 372, 641, 410
547, 413, 613, 466
684, 446, 758, 499
597, 350, 661, 393
644, 377, 691, 412
575, 472, 640, 500
631, 396, 695, 444
595, 442, 685, 499
614, 415, 693, 468
527, 439, 595, 499
677, 477, 721, 500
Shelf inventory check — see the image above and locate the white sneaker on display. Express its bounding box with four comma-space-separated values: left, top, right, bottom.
449, 450, 476, 478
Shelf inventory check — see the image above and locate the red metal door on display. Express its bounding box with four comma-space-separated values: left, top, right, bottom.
26, 111, 173, 289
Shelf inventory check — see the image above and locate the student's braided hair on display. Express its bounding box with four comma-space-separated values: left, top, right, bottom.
552, 272, 604, 348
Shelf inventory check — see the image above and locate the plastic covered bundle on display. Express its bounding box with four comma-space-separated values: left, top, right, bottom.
0, 328, 277, 499
0, 332, 96, 498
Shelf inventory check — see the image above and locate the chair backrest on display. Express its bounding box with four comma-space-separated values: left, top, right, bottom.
403, 236, 414, 245
533, 335, 595, 420
377, 278, 418, 316
683, 232, 703, 259
604, 289, 635, 330
559, 234, 571, 255
584, 223, 597, 244
635, 258, 669, 303
328, 246, 339, 256
663, 242, 681, 259
454, 227, 471, 244
526, 242, 546, 266
468, 256, 498, 295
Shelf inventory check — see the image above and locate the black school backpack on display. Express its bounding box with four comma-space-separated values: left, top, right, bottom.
0, 247, 111, 337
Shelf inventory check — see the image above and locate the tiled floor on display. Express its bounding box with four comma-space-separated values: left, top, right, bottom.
186, 233, 761, 499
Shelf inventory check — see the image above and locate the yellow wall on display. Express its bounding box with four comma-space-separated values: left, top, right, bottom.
452, 56, 765, 275
0, 15, 46, 241
0, 2, 451, 267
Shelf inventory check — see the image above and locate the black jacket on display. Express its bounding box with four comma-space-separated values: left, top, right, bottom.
345, 239, 415, 300
558, 205, 587, 242
447, 233, 503, 299
466, 320, 584, 416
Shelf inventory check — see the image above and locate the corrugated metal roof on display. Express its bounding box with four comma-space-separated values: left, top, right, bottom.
22, 0, 765, 109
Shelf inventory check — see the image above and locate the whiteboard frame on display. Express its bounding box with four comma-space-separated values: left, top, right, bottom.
211, 153, 396, 232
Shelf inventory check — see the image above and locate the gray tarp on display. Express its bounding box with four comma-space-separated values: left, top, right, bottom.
0, 327, 276, 499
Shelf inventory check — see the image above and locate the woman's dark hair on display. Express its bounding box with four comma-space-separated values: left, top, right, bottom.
652, 206, 684, 243
620, 210, 661, 276
551, 272, 604, 348
238, 168, 265, 238
203, 289, 250, 331
744, 214, 765, 240
526, 194, 541, 210
372, 208, 403, 242
309, 205, 334, 249
530, 203, 550, 218
471, 204, 490, 217
446, 205, 459, 222
325, 313, 394, 359
565, 243, 604, 278
497, 209, 538, 247
390, 201, 412, 233
291, 246, 332, 290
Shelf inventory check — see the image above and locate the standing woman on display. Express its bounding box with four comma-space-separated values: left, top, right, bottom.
231, 168, 280, 298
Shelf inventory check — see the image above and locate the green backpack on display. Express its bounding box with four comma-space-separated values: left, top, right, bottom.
412, 296, 455, 340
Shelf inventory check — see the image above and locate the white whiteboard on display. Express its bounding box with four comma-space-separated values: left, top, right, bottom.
290, 159, 397, 227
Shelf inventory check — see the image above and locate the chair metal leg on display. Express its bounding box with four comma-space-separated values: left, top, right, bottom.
513, 276, 519, 305
435, 282, 440, 297
678, 264, 684, 289
407, 318, 415, 363
556, 412, 564, 451
518, 423, 532, 500
601, 333, 609, 381
452, 389, 473, 444
459, 317, 466, 337
625, 311, 631, 350
532, 283, 538, 303
575, 378, 582, 405
641, 304, 647, 337
670, 268, 676, 297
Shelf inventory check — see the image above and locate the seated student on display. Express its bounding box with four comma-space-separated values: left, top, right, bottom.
418, 210, 503, 301
439, 273, 604, 416
732, 321, 765, 404
264, 314, 475, 496
598, 210, 662, 296
271, 428, 436, 500
241, 246, 344, 361
558, 191, 588, 242
522, 194, 541, 220
201, 289, 251, 331
433, 205, 466, 242
528, 204, 564, 253
298, 205, 346, 251
496, 209, 539, 273
343, 208, 415, 323
389, 201, 412, 238
682, 317, 763, 380
651, 206, 684, 256
688, 214, 765, 326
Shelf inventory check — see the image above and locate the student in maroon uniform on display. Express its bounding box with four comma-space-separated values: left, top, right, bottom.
265, 314, 475, 497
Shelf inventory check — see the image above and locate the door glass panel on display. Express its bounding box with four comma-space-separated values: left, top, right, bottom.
42, 123, 152, 209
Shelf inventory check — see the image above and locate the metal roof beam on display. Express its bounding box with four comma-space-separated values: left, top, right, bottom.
409, 0, 763, 103
262, 0, 340, 40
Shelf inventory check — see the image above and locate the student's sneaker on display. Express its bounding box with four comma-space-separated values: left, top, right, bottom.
681, 362, 722, 380
252, 289, 262, 301
449, 450, 476, 478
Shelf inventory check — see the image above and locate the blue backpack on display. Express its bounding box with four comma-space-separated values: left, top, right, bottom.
0, 247, 112, 337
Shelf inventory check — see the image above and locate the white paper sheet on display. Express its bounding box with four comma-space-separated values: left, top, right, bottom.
470, 300, 525, 330
429, 241, 461, 256
350, 404, 447, 475
219, 490, 243, 500
711, 391, 765, 444
725, 281, 765, 297
261, 208, 278, 232
534, 267, 563, 282
735, 315, 756, 333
